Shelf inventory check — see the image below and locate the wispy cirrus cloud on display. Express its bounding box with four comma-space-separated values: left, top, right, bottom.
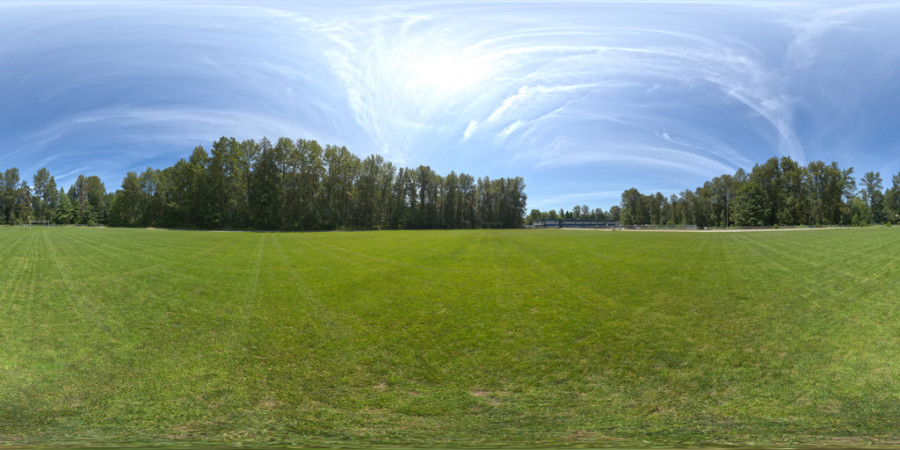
486, 84, 598, 123
462, 121, 478, 140
536, 143, 737, 177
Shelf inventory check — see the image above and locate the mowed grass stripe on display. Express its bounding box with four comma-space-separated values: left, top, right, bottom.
0, 229, 37, 303
2, 227, 900, 446
702, 229, 900, 431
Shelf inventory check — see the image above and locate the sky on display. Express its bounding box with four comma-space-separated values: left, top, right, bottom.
2, 1, 900, 211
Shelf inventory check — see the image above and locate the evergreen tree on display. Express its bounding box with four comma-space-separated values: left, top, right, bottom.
55, 188, 75, 224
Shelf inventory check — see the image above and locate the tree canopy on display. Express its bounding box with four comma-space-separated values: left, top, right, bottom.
1, 136, 528, 230
528, 157, 900, 228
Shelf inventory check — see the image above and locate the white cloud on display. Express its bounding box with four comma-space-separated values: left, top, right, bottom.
784, 3, 900, 69
499, 121, 524, 140
463, 120, 478, 140
487, 84, 596, 123
537, 143, 736, 178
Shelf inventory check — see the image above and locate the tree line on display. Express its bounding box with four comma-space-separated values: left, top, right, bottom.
0, 136, 528, 230
528, 156, 900, 227
0, 167, 111, 226
526, 204, 622, 224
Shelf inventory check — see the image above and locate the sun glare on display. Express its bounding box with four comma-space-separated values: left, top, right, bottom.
406, 53, 491, 93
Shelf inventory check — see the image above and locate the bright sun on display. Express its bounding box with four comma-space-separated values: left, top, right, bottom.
406, 53, 492, 93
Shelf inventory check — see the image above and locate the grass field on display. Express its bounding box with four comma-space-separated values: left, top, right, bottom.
1, 226, 900, 447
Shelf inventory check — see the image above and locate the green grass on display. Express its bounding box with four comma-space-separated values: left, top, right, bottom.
2, 226, 900, 447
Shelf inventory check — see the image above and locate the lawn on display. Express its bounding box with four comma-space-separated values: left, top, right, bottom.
1, 226, 899, 447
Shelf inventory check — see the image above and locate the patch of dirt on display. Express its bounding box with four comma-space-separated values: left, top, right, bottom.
259, 399, 280, 409
568, 430, 617, 441
470, 389, 501, 406
164, 423, 201, 440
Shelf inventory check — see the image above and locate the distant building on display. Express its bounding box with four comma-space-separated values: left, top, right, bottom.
532, 219, 621, 229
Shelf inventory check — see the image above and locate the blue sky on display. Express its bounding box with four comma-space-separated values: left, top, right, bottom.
2, 1, 900, 211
